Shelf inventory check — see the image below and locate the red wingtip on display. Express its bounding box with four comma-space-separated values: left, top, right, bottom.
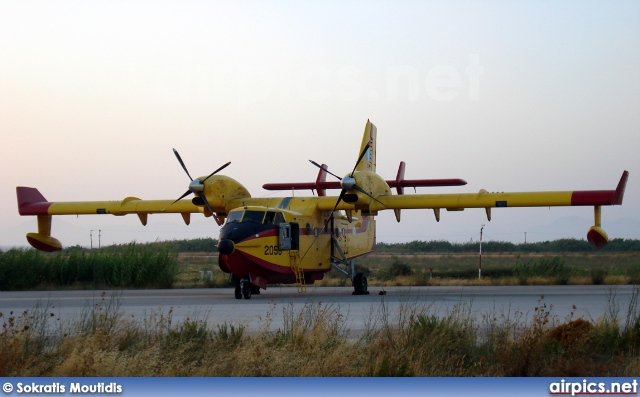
612, 171, 628, 205
17, 186, 47, 205
17, 187, 51, 215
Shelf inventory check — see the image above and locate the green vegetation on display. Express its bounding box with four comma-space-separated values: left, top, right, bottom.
377, 238, 640, 253
318, 251, 640, 287
513, 256, 570, 284
90, 237, 219, 253
1, 290, 639, 376
0, 244, 179, 290
2, 238, 640, 290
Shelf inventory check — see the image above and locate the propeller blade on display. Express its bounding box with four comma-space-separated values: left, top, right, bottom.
352, 184, 385, 206
202, 161, 231, 183
309, 160, 343, 181
172, 189, 193, 205
321, 189, 347, 231
301, 141, 374, 262
170, 149, 227, 225
302, 188, 347, 261
173, 148, 194, 181
162, 190, 192, 212
197, 191, 214, 214
350, 142, 370, 177
197, 191, 222, 225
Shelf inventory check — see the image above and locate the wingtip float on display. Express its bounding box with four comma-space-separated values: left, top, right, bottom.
16, 120, 628, 297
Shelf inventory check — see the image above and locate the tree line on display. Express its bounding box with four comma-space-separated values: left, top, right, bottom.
376, 238, 640, 253
60, 237, 640, 254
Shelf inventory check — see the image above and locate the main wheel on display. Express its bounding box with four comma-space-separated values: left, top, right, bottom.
353, 272, 368, 295
234, 286, 242, 300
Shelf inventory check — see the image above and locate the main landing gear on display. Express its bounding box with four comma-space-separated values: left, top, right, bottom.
353, 272, 368, 295
330, 236, 369, 295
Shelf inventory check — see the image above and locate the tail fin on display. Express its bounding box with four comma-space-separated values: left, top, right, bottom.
355, 120, 377, 173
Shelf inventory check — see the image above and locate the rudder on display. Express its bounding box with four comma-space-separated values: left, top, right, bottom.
355, 120, 377, 173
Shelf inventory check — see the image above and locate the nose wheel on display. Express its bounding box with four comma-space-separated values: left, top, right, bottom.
235, 278, 260, 299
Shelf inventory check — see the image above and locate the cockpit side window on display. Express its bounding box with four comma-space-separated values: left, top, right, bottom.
274, 212, 285, 224
265, 212, 276, 225
242, 210, 266, 223
226, 211, 243, 223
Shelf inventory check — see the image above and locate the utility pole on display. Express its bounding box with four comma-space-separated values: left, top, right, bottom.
478, 225, 485, 279
98, 230, 102, 249
90, 230, 94, 249
524, 232, 527, 244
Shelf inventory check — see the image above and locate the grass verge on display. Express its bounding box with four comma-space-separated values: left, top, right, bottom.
1, 288, 639, 376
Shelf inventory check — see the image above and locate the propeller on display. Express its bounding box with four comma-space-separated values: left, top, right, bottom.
310, 143, 384, 223
301, 142, 385, 262
165, 148, 230, 226
308, 142, 384, 232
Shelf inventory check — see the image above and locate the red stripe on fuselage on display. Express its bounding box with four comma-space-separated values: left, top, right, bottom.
221, 249, 327, 286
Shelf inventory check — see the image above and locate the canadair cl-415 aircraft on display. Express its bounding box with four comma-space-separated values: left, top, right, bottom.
17, 120, 628, 298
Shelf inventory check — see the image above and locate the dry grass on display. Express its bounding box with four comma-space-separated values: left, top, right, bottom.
603, 275, 632, 285
2, 289, 640, 377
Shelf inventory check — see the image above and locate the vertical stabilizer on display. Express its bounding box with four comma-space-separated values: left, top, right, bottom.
355, 120, 376, 173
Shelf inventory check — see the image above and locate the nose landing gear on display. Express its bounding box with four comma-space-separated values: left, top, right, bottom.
234, 278, 260, 299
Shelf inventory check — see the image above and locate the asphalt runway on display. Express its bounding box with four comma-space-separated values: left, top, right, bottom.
0, 285, 637, 335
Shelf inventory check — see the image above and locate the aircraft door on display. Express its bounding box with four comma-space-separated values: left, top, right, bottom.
338, 227, 348, 254
279, 223, 299, 251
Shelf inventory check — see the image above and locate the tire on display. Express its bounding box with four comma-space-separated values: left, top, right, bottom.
243, 283, 252, 299
353, 272, 368, 295
234, 286, 242, 300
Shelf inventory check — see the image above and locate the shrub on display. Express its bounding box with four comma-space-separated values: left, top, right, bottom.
513, 256, 570, 284
0, 244, 179, 290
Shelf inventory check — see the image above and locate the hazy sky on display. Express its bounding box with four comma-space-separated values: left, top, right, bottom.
1, 0, 639, 248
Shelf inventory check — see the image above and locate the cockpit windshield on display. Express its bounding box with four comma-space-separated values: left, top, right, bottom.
242, 210, 265, 223
225, 209, 286, 225
226, 211, 243, 223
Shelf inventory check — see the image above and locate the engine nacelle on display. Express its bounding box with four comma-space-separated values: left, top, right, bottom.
203, 175, 251, 215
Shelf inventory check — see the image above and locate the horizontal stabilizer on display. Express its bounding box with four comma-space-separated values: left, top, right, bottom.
263, 161, 467, 194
